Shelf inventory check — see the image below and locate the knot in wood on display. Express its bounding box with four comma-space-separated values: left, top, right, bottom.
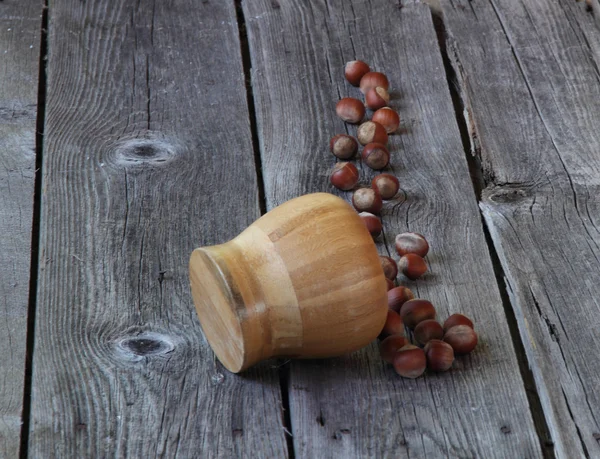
117, 332, 175, 357
113, 137, 178, 167
487, 187, 528, 204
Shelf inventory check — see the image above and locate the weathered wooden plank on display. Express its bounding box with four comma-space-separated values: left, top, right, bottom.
441, 0, 600, 456
0, 1, 41, 456
244, 0, 541, 457
28, 1, 287, 457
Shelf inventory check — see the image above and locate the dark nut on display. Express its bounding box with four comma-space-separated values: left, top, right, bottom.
360, 71, 389, 94
413, 319, 444, 346
357, 121, 388, 145
380, 309, 405, 338
444, 325, 478, 355
361, 143, 390, 170
352, 188, 383, 214
345, 60, 370, 86
330, 162, 359, 191
400, 299, 436, 329
359, 212, 382, 238
398, 253, 427, 280
424, 339, 455, 372
392, 345, 426, 378
380, 256, 398, 280
387, 286, 414, 313
330, 134, 358, 159
372, 107, 400, 134
372, 174, 399, 199
395, 232, 429, 257
443, 314, 474, 333
365, 87, 390, 110
336, 98, 365, 124
380, 334, 410, 363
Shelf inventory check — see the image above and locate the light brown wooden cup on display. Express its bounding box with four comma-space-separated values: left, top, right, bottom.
189, 192, 387, 373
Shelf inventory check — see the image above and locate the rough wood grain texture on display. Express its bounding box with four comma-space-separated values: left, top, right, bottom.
28, 1, 287, 457
244, 0, 541, 457
0, 1, 41, 457
441, 0, 600, 456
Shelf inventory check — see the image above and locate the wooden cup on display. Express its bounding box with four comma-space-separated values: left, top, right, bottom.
189, 193, 387, 372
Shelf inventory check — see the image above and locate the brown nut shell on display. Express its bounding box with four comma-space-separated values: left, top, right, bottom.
345, 60, 370, 86
359, 212, 382, 238
379, 334, 410, 363
443, 314, 474, 332
387, 286, 415, 313
392, 345, 426, 378
352, 188, 383, 214
372, 107, 400, 134
360, 71, 390, 94
330, 162, 359, 191
357, 121, 388, 145
400, 299, 436, 329
443, 325, 478, 355
380, 256, 398, 281
365, 87, 390, 110
361, 143, 390, 170
395, 232, 429, 257
398, 253, 428, 280
372, 174, 399, 199
330, 134, 358, 160
424, 339, 455, 372
336, 98, 365, 124
414, 319, 444, 346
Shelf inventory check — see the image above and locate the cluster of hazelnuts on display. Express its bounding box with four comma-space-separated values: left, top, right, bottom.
379, 234, 478, 378
330, 60, 400, 216
329, 61, 479, 378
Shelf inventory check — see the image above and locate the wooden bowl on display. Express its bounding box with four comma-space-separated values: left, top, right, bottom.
189, 193, 387, 372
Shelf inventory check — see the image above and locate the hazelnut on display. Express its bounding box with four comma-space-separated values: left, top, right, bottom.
380, 309, 405, 338
424, 340, 454, 372
392, 345, 426, 378
357, 121, 388, 145
400, 299, 436, 329
372, 174, 399, 199
386, 278, 394, 291
365, 87, 390, 110
330, 162, 359, 191
360, 71, 390, 94
352, 188, 383, 214
398, 253, 427, 280
443, 314, 474, 332
413, 319, 444, 346
379, 334, 409, 363
345, 60, 370, 86
444, 325, 478, 354
395, 232, 429, 257
372, 107, 400, 134
361, 143, 390, 170
387, 286, 414, 313
380, 256, 398, 280
330, 134, 358, 159
359, 212, 382, 238
336, 98, 365, 124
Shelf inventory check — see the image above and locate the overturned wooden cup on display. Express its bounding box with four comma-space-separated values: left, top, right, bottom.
189, 193, 387, 373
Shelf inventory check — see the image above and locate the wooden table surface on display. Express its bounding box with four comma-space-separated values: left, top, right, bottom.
1, 0, 599, 457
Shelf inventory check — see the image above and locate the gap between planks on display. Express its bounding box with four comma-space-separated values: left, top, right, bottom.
235, 1, 295, 458
19, 2, 49, 459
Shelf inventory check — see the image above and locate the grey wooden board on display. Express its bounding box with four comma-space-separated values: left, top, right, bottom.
28, 1, 287, 457
441, 0, 600, 456
0, 1, 41, 457
244, 0, 541, 457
